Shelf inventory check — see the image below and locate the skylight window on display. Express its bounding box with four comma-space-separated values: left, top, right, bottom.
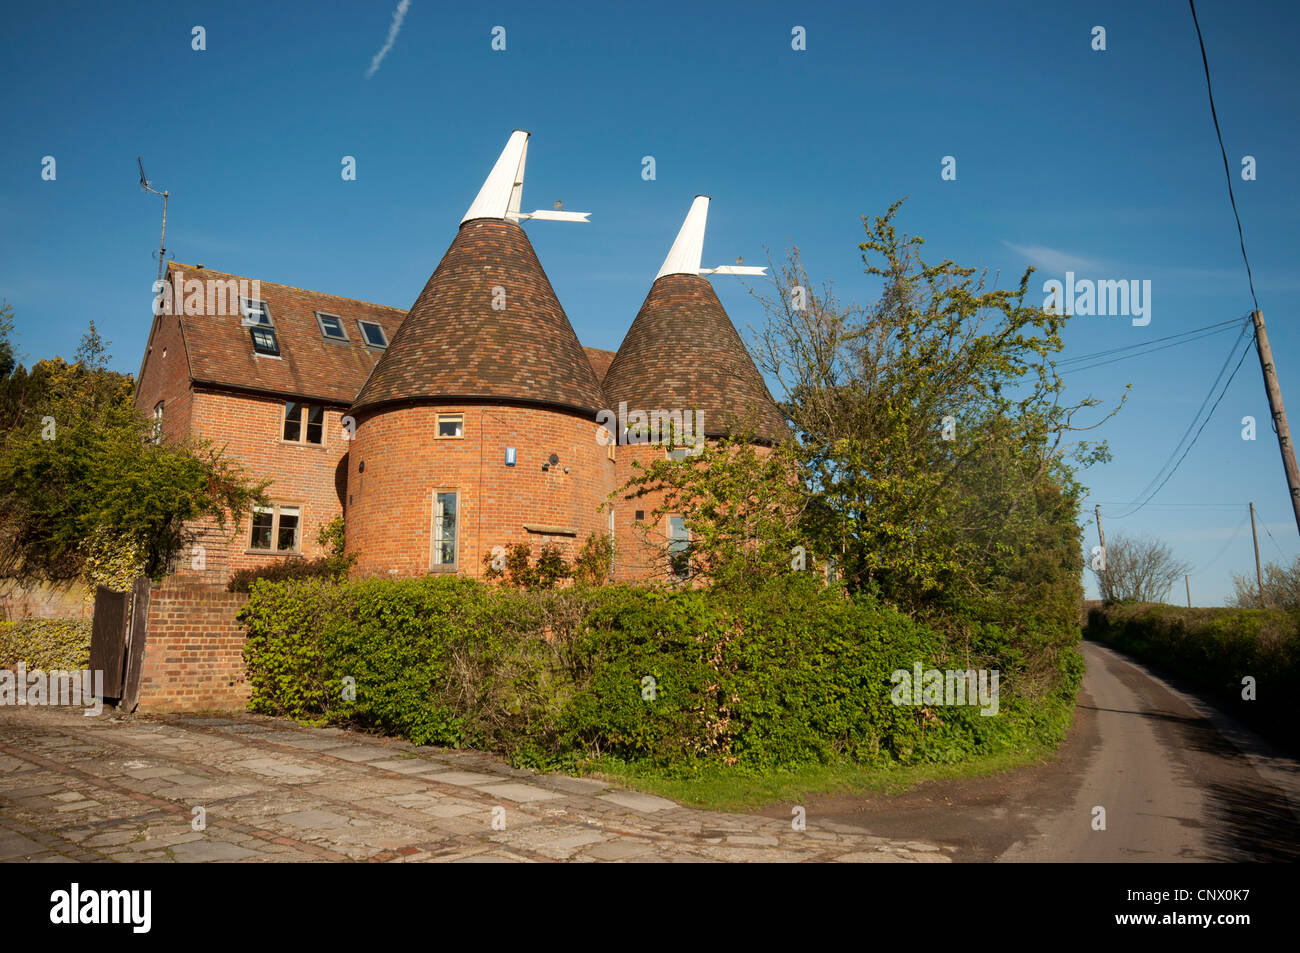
250, 326, 280, 356
240, 297, 273, 326
316, 312, 348, 342
357, 319, 388, 348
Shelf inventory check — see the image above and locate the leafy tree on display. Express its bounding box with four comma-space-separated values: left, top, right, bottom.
0, 316, 266, 580
1093, 534, 1191, 603
747, 200, 1121, 635
616, 431, 809, 590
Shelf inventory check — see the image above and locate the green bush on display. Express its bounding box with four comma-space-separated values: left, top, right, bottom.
1086, 602, 1300, 752
241, 574, 1079, 774
0, 618, 92, 669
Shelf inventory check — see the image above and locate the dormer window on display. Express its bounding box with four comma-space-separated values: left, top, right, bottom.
316, 312, 348, 342
357, 319, 387, 349
250, 325, 280, 356
240, 297, 273, 326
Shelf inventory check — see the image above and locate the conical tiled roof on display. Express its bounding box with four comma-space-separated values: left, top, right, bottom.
352, 217, 605, 415
603, 273, 787, 443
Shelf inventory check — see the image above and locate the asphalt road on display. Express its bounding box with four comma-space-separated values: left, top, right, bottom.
772, 641, 1300, 861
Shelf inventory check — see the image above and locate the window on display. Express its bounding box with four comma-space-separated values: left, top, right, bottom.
315, 311, 348, 342
607, 440, 616, 462
276, 506, 300, 551
249, 508, 274, 550
357, 320, 388, 348
151, 401, 164, 444
668, 516, 690, 579
250, 326, 279, 356
249, 505, 300, 552
437, 414, 464, 438
283, 402, 324, 444
432, 491, 458, 569
667, 447, 689, 462
240, 297, 273, 326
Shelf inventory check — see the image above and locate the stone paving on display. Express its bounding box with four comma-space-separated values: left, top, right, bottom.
0, 706, 953, 863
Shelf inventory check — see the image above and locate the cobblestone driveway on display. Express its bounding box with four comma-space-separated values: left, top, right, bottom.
0, 707, 952, 863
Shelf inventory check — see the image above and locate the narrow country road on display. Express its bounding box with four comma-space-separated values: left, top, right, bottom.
3, 641, 1298, 862
769, 641, 1300, 861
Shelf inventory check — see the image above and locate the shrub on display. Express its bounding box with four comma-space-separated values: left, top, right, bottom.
0, 618, 92, 669
228, 556, 340, 593
241, 573, 1079, 773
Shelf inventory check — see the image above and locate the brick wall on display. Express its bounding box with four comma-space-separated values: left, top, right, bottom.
0, 579, 93, 620
134, 580, 250, 712
346, 403, 618, 578
133, 313, 195, 444
168, 389, 349, 584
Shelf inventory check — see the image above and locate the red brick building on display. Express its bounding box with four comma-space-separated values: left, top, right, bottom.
133, 132, 785, 586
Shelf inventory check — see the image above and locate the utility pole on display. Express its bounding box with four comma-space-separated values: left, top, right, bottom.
1248, 501, 1258, 598
1251, 311, 1300, 535
1185, 574, 1191, 608
1094, 505, 1107, 597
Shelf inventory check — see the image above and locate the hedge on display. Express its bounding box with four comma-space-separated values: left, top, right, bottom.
0, 618, 93, 670
241, 574, 1081, 775
1085, 602, 1300, 752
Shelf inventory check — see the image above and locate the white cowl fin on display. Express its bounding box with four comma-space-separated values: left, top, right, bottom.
656, 195, 710, 279
461, 130, 530, 224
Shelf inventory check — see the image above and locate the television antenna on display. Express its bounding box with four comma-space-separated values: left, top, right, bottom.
138, 156, 172, 284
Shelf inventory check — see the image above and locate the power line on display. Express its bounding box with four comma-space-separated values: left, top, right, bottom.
1109, 319, 1252, 517
1188, 0, 1260, 314
1085, 501, 1249, 508
1195, 512, 1250, 573
1055, 317, 1242, 368
1262, 522, 1291, 560
1114, 328, 1255, 518
1058, 324, 1241, 376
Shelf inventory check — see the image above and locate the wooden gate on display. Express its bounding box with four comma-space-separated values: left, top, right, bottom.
89, 585, 132, 699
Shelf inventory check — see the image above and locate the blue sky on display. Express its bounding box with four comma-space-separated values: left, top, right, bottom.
2, 0, 1297, 603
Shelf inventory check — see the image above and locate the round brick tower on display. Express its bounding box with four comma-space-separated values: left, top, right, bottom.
345, 132, 612, 578
603, 196, 788, 581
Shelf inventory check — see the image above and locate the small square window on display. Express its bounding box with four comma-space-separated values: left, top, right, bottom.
437, 414, 464, 438
358, 320, 388, 348
240, 297, 273, 327
316, 312, 348, 341
251, 326, 279, 356
250, 508, 274, 550
276, 506, 300, 552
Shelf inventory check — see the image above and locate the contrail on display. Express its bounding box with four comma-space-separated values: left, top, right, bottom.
365, 0, 412, 79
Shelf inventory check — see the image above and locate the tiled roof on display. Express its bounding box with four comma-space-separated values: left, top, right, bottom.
353, 218, 606, 416
583, 347, 616, 385
161, 262, 407, 405
603, 274, 788, 443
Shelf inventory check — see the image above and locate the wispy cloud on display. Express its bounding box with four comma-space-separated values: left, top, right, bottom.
365, 0, 412, 79
1001, 241, 1104, 275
